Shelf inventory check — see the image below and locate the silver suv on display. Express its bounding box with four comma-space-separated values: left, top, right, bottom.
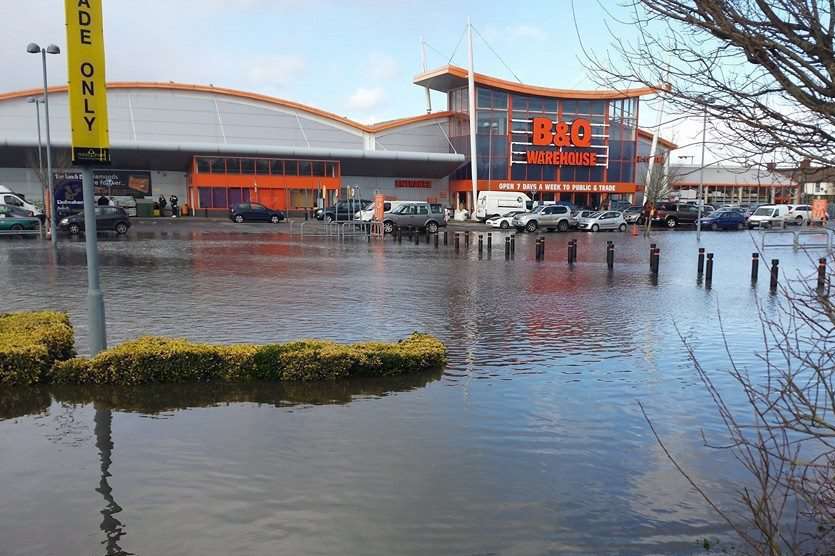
383, 202, 447, 234
513, 204, 571, 232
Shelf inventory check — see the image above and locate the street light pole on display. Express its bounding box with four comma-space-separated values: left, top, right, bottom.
28, 43, 60, 243
29, 97, 46, 238
696, 103, 708, 241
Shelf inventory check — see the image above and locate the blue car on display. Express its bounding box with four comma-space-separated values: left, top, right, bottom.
698, 210, 746, 230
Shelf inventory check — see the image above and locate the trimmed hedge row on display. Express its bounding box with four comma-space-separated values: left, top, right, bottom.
51, 333, 446, 385
0, 312, 75, 385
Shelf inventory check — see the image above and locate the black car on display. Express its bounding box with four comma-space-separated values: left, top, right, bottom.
322, 199, 371, 222
59, 206, 131, 235
229, 203, 285, 223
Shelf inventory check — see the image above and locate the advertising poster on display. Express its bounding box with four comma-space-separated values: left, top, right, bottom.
53, 170, 152, 215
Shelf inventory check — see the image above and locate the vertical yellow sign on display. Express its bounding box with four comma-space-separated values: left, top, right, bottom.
65, 0, 110, 165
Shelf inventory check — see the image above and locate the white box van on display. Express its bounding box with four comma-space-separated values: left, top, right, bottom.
0, 186, 43, 217
476, 191, 532, 221
747, 204, 790, 229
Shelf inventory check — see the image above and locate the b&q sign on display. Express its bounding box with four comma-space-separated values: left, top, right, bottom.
65, 0, 110, 165
527, 117, 598, 167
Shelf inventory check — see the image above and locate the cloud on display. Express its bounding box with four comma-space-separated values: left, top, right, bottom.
347, 87, 385, 111
246, 55, 306, 88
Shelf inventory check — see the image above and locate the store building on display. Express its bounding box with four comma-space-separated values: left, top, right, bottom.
668, 164, 798, 205
0, 65, 675, 214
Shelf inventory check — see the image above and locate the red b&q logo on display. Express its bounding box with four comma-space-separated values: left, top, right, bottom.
531, 117, 593, 148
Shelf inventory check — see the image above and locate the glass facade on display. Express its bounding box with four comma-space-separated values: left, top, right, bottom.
195, 157, 339, 178
449, 86, 639, 185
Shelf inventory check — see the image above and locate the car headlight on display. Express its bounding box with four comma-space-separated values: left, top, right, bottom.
60, 218, 69, 225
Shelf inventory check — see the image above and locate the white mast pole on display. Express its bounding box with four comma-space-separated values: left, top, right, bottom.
467, 18, 478, 219
421, 36, 431, 114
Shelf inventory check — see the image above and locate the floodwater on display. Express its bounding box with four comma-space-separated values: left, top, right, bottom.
0, 222, 830, 555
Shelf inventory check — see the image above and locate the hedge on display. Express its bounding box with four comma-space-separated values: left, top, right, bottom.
49, 333, 447, 385
0, 311, 75, 385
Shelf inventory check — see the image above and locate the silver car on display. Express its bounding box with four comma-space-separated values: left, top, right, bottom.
382, 202, 447, 234
576, 211, 628, 232
512, 204, 571, 232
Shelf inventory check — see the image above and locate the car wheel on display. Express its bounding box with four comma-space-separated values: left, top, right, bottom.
762, 222, 770, 229
115, 222, 128, 235
234, 215, 244, 223
383, 221, 394, 234
10, 224, 23, 231
618, 223, 627, 232
558, 220, 569, 232
426, 221, 439, 234
500, 221, 509, 229
69, 223, 81, 235
525, 221, 538, 232
666, 217, 677, 228
711, 223, 719, 231
271, 215, 280, 224
796, 215, 804, 225
326, 215, 334, 223
591, 224, 600, 232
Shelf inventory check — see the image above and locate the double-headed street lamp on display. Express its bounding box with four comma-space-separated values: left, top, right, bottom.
26, 42, 60, 243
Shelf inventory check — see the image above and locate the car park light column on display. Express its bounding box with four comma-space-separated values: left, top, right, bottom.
467, 18, 478, 220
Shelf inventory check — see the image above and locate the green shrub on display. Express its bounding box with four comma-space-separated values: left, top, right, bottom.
48, 332, 447, 385
0, 311, 75, 385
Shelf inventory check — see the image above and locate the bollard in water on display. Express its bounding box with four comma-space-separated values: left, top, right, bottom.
567, 240, 573, 264
818, 257, 827, 292
455, 232, 460, 251
649, 243, 656, 270
751, 253, 759, 283
415, 228, 420, 245
770, 259, 779, 291
510, 235, 516, 257
465, 232, 471, 249
443, 231, 448, 246
487, 233, 492, 251
536, 238, 543, 261
478, 234, 484, 256
505, 236, 510, 260
697, 247, 705, 276
434, 232, 439, 249
305, 209, 309, 221
397, 227, 402, 243
705, 253, 714, 288
651, 248, 661, 275
607, 243, 614, 270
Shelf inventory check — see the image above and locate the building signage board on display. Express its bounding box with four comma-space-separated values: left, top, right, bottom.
513, 117, 604, 169
54, 170, 152, 213
496, 181, 635, 194
395, 179, 432, 188
65, 0, 110, 165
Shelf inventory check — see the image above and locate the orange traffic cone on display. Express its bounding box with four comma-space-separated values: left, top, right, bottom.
631, 223, 639, 236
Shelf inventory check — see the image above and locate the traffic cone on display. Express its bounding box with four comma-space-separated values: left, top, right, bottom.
631, 223, 639, 236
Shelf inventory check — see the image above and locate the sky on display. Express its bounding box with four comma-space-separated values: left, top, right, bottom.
0, 0, 710, 160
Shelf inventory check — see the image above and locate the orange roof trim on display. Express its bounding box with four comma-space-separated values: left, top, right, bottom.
0, 82, 453, 134
414, 65, 661, 100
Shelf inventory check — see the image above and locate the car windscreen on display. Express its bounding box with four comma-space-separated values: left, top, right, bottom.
753, 207, 775, 216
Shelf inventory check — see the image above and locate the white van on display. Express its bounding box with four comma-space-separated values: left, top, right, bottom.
747, 204, 790, 229
0, 186, 42, 218
354, 200, 408, 221
476, 191, 532, 221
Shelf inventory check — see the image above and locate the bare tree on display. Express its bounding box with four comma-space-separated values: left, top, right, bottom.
640, 163, 681, 235
581, 0, 835, 166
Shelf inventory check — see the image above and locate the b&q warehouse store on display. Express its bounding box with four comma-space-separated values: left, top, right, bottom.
0, 65, 796, 213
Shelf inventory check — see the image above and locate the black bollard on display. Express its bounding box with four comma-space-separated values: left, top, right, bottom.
705, 253, 714, 288
697, 247, 705, 276
567, 240, 573, 264
505, 236, 510, 260
434, 233, 439, 249
305, 209, 309, 221
465, 232, 470, 249
510, 235, 516, 256
651, 247, 661, 275
751, 253, 759, 283
478, 234, 484, 256
487, 233, 492, 251
397, 227, 402, 243
535, 238, 541, 261
770, 259, 779, 292
818, 257, 827, 291
649, 243, 656, 270
455, 232, 460, 251
443, 231, 448, 246
415, 228, 420, 245
607, 243, 614, 270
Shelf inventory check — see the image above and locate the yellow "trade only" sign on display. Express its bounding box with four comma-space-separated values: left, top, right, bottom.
65, 0, 110, 165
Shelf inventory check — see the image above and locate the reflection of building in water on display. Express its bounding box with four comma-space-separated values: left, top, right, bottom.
94, 407, 132, 556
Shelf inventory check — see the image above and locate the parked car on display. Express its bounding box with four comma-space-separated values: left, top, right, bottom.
576, 211, 628, 232
698, 210, 747, 230
323, 200, 371, 222
747, 204, 791, 229
652, 202, 703, 228
382, 202, 447, 233
622, 206, 645, 224
786, 204, 812, 225
0, 203, 36, 219
59, 206, 131, 235
354, 201, 408, 222
476, 191, 532, 221
229, 203, 285, 224
571, 209, 596, 228
486, 210, 526, 229
314, 207, 325, 220
0, 205, 40, 233
0, 186, 43, 220
512, 204, 572, 232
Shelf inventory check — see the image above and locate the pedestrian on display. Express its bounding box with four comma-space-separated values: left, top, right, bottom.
169, 194, 179, 218
158, 194, 167, 216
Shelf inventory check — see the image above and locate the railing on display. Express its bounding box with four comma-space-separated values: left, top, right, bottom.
760, 226, 833, 251
0, 223, 42, 238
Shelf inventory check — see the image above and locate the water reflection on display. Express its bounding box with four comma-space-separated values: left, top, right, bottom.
95, 407, 132, 556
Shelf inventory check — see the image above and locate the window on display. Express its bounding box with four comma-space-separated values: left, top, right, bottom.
285, 160, 298, 176
418, 205, 428, 215
196, 158, 210, 173
236, 203, 250, 210
251, 204, 267, 212
326, 162, 338, 177
4, 195, 22, 207
210, 159, 226, 173
299, 161, 312, 176
555, 206, 568, 215
212, 188, 227, 209
270, 160, 284, 175
239, 159, 255, 174
255, 160, 270, 175
311, 161, 325, 176
225, 159, 241, 174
